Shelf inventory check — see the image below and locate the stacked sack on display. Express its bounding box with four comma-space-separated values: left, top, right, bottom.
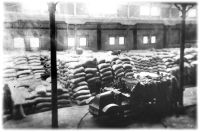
28, 54, 45, 80
120, 56, 135, 78
14, 56, 34, 81
58, 55, 80, 97
24, 81, 71, 114
97, 57, 114, 87
110, 56, 125, 79
127, 53, 166, 74
184, 49, 197, 85
57, 59, 70, 94
40, 54, 51, 80
83, 58, 101, 94
3, 57, 16, 82
68, 62, 92, 105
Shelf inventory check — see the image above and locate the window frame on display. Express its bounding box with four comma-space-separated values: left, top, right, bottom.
29, 37, 40, 48
187, 8, 196, 18
109, 36, 115, 45
79, 36, 88, 47
13, 37, 25, 49
150, 35, 156, 44
67, 37, 75, 47
142, 36, 149, 44
150, 6, 160, 16
140, 5, 150, 16
118, 36, 125, 45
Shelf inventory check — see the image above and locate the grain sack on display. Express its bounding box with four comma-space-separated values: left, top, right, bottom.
112, 64, 123, 71
73, 85, 89, 92
69, 67, 85, 75
73, 90, 90, 98
75, 94, 92, 101
87, 76, 100, 84
99, 67, 112, 73
85, 68, 98, 74
98, 63, 110, 70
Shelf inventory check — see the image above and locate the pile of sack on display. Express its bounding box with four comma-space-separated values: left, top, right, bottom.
130, 55, 166, 74
68, 61, 92, 105
156, 48, 197, 86
57, 59, 70, 95
28, 54, 45, 80
40, 54, 51, 80
120, 56, 135, 78
111, 56, 125, 79
97, 57, 114, 87
83, 58, 101, 94
14, 56, 34, 81
25, 82, 71, 113
3, 57, 16, 81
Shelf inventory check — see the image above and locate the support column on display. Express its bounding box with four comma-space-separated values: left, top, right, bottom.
48, 3, 58, 128
163, 25, 167, 48
133, 25, 137, 49
97, 24, 101, 50
179, 5, 186, 106
174, 3, 195, 107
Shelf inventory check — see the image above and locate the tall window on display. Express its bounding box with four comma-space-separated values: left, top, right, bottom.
151, 7, 160, 16
119, 37, 125, 45
14, 37, 25, 48
188, 9, 196, 18
140, 5, 160, 16
68, 37, 75, 47
109, 37, 115, 45
80, 37, 87, 46
30, 37, 40, 48
140, 5, 150, 16
151, 36, 156, 43
143, 36, 148, 44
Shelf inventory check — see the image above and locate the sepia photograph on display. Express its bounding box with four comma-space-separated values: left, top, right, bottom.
1, 0, 198, 129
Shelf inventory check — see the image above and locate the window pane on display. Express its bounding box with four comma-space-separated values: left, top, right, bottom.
188, 9, 196, 17
68, 37, 75, 46
151, 7, 160, 16
76, 3, 88, 15
140, 6, 150, 16
14, 37, 25, 48
30, 37, 39, 48
117, 5, 128, 17
171, 8, 179, 18
80, 37, 87, 46
60, 2, 74, 15
109, 37, 115, 45
151, 36, 156, 43
129, 5, 140, 17
143, 36, 148, 44
119, 37, 124, 45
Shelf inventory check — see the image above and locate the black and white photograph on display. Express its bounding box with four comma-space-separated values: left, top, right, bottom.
0, 0, 198, 129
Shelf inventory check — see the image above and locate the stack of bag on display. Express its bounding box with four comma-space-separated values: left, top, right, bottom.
83, 58, 101, 94
111, 56, 125, 79
24, 81, 71, 114
3, 58, 16, 81
120, 56, 135, 78
97, 58, 114, 87
14, 56, 34, 81
68, 62, 92, 105
28, 54, 45, 80
40, 55, 51, 80
57, 59, 70, 93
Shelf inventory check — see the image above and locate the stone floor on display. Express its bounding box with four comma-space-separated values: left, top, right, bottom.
3, 87, 197, 129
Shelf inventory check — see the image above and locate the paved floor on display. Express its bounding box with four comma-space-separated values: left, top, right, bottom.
3, 87, 197, 129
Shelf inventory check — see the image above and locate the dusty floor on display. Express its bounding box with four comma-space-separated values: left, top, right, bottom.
3, 87, 197, 129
